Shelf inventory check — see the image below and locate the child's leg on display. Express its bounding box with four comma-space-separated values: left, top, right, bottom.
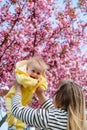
7, 113, 25, 130
16, 120, 26, 130
6, 112, 17, 127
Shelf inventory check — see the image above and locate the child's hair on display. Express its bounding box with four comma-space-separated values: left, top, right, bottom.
55, 79, 86, 130
27, 56, 49, 72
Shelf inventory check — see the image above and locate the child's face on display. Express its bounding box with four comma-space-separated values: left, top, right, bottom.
27, 62, 43, 79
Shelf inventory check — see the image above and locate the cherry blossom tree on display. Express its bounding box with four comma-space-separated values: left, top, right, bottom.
0, 0, 87, 106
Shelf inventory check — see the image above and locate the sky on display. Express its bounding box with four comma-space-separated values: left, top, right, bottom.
0, 108, 8, 130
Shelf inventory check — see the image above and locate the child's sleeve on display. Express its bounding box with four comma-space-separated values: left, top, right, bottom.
15, 72, 38, 88
36, 75, 48, 90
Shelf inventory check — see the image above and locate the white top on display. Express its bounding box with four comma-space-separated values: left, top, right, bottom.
12, 94, 68, 130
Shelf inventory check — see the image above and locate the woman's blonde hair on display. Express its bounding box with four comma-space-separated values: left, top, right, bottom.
27, 56, 49, 72
55, 79, 86, 130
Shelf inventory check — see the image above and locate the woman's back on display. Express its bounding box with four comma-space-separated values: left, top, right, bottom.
11, 79, 86, 130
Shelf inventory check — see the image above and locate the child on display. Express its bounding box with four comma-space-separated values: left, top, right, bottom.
12, 79, 86, 130
5, 56, 48, 130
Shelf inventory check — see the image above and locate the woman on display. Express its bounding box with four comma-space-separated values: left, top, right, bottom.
11, 79, 86, 130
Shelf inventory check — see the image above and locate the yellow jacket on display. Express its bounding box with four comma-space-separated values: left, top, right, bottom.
5, 60, 48, 129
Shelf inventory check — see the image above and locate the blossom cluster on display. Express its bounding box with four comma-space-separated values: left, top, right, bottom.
0, 0, 87, 108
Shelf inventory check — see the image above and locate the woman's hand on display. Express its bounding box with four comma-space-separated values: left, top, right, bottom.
35, 87, 48, 104
36, 87, 44, 96
14, 80, 22, 94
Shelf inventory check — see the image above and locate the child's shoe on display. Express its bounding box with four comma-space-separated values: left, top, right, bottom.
8, 125, 16, 130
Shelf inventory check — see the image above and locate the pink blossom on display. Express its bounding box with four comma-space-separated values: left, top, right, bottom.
0, 0, 87, 108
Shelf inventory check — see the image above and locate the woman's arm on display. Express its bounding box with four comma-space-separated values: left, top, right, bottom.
11, 83, 55, 129
35, 87, 55, 109
35, 87, 48, 104
15, 80, 48, 105
11, 93, 49, 129
14, 82, 54, 109
14, 80, 22, 94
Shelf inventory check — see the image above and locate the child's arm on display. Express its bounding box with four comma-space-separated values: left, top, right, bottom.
36, 75, 48, 90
